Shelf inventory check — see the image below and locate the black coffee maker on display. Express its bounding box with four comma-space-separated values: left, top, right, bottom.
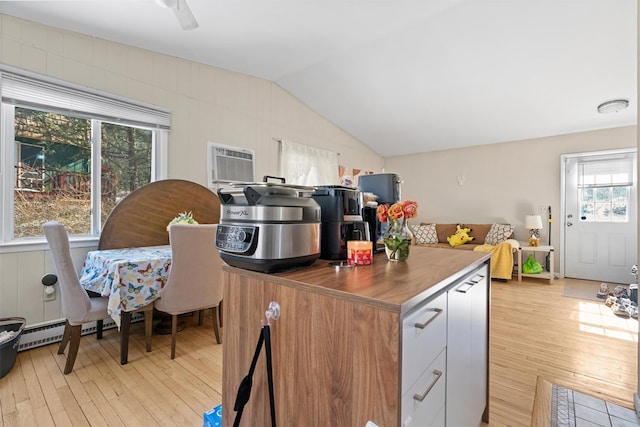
311, 186, 370, 260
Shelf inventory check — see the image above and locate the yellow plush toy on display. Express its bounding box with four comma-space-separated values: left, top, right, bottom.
447, 225, 475, 247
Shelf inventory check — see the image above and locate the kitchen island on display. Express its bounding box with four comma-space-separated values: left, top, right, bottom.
221, 246, 491, 427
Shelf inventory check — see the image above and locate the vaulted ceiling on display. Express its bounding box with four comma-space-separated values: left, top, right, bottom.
0, 0, 636, 156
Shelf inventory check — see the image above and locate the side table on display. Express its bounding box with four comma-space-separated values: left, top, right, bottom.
517, 245, 554, 284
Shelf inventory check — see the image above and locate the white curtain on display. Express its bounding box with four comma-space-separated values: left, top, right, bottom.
279, 140, 338, 186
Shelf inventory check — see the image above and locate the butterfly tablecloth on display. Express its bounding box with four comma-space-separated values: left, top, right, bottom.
79, 246, 172, 329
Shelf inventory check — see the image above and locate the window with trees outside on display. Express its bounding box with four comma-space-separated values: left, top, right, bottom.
1, 67, 170, 243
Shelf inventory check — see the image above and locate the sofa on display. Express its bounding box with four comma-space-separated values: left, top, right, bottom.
410, 223, 518, 280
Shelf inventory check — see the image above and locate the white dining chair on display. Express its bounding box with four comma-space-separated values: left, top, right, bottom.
43, 221, 111, 374
154, 223, 223, 359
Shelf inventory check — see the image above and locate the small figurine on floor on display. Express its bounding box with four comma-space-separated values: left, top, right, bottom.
596, 283, 609, 299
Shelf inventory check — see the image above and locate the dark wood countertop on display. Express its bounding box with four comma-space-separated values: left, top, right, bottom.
222, 246, 490, 315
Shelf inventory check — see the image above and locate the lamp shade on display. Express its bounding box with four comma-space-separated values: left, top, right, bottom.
525, 215, 543, 230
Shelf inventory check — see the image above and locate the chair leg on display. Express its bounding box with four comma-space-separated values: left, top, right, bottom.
198, 309, 204, 326
219, 299, 223, 327
96, 319, 103, 340
64, 325, 82, 375
120, 311, 132, 365
144, 309, 153, 352
212, 306, 222, 344
58, 320, 72, 354
170, 314, 177, 360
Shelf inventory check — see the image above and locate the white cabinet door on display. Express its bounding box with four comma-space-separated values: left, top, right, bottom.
446, 267, 488, 427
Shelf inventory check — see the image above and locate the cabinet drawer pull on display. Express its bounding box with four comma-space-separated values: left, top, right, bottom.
455, 282, 474, 293
414, 308, 443, 329
469, 274, 485, 283
413, 370, 443, 402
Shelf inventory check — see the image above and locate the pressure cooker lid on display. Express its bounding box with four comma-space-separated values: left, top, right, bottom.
218, 182, 317, 206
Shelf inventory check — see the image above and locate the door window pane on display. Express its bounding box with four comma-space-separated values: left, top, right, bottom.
579, 186, 629, 223
581, 188, 594, 202
595, 188, 612, 203
580, 201, 594, 221
612, 203, 628, 221
594, 203, 611, 221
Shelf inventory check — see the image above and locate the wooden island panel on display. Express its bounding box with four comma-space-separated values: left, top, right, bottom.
223, 269, 400, 426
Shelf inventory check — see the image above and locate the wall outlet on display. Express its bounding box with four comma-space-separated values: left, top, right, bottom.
44, 286, 56, 301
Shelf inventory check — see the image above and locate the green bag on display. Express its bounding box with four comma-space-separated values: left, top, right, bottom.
522, 254, 543, 274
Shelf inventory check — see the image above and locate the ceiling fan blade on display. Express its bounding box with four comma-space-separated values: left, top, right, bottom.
173, 0, 199, 31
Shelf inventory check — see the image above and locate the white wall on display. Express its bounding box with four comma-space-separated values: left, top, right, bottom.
385, 125, 637, 251
0, 14, 383, 325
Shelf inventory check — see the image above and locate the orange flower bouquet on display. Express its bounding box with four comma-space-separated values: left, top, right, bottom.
377, 200, 418, 261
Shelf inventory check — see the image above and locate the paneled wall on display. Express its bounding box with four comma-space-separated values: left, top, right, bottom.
0, 14, 383, 326
0, 245, 90, 326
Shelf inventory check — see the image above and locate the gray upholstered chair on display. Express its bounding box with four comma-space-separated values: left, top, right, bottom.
154, 223, 223, 359
43, 221, 111, 374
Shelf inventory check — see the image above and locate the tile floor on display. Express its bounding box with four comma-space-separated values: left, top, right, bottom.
552, 384, 640, 427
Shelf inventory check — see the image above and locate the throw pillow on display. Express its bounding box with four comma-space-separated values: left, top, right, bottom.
485, 224, 514, 245
410, 224, 438, 244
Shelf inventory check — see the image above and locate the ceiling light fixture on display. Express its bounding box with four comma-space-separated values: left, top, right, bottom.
597, 99, 629, 114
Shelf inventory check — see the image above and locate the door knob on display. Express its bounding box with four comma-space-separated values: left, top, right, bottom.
567, 222, 573, 227
567, 214, 573, 218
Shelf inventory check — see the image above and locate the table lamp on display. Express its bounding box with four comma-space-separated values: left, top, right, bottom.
525, 215, 543, 246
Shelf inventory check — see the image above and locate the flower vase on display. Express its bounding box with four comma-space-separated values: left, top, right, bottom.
383, 219, 413, 262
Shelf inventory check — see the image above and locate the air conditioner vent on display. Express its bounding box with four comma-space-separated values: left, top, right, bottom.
207, 142, 255, 187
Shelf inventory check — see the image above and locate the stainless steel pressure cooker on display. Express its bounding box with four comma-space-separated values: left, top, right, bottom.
215, 177, 321, 273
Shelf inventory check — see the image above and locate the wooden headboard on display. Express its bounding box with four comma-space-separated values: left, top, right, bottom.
98, 179, 221, 250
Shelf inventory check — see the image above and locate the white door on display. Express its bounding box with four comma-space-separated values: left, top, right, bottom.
563, 150, 637, 284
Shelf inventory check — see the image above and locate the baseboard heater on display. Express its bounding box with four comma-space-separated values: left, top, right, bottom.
17, 313, 144, 352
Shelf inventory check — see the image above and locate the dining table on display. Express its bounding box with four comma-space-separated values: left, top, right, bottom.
79, 245, 172, 363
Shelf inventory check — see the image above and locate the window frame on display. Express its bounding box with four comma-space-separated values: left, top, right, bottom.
0, 68, 169, 251
576, 155, 634, 224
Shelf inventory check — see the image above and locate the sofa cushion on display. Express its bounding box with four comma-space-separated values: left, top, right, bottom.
486, 224, 515, 245
433, 223, 458, 243
410, 224, 438, 244
463, 224, 492, 245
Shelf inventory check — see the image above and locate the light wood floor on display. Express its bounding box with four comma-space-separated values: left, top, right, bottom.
489, 277, 638, 426
0, 277, 637, 426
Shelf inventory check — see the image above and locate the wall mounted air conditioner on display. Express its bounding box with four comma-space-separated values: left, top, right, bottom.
207, 142, 255, 187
